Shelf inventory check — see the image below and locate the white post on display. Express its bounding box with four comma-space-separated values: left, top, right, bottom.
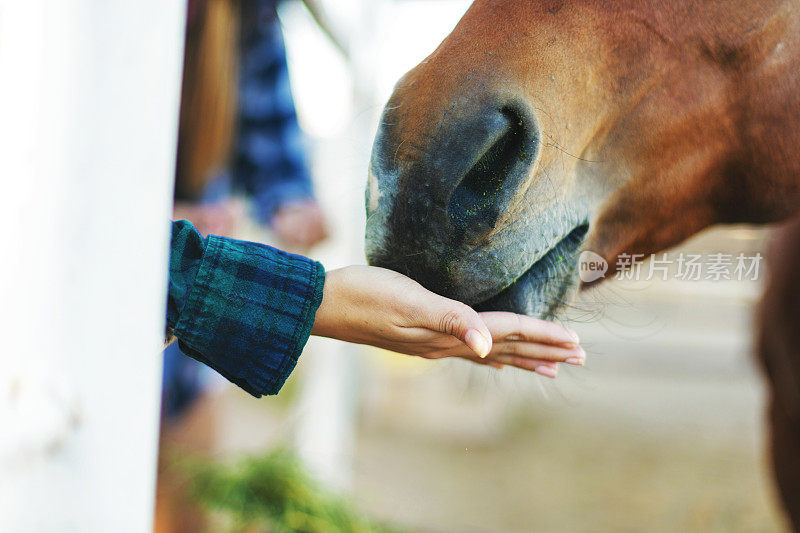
0, 1, 185, 531
289, 0, 386, 491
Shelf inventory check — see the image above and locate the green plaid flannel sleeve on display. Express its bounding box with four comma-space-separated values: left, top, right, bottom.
167, 220, 325, 397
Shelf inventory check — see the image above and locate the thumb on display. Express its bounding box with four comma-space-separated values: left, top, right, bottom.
427, 300, 493, 358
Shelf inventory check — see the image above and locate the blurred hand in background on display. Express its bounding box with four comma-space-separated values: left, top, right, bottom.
271, 199, 329, 249
173, 201, 239, 237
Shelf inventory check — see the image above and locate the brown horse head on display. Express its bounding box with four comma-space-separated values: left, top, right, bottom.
365, 0, 800, 317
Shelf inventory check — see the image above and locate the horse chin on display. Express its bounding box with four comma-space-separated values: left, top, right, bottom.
474, 223, 589, 319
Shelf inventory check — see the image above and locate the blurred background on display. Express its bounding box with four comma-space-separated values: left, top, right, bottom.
151, 1, 789, 532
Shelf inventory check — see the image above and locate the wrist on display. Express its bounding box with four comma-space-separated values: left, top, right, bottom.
310, 267, 341, 339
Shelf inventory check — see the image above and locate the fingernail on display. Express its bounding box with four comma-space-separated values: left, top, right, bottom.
466, 328, 491, 358
535, 365, 558, 378
565, 357, 584, 366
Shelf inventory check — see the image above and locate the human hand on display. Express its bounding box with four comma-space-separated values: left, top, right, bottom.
272, 200, 329, 249
174, 201, 238, 237
310, 266, 585, 377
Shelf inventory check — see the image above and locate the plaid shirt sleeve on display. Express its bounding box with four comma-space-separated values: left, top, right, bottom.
234, 1, 315, 224
166, 219, 325, 397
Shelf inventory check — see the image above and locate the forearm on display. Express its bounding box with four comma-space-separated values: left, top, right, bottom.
166, 220, 325, 396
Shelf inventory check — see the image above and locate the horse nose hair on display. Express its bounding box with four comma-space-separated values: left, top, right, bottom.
447, 104, 539, 239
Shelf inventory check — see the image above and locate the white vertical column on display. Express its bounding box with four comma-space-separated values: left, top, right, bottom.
289, 0, 387, 491
0, 1, 185, 531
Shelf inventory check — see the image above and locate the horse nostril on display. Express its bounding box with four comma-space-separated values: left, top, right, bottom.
448, 105, 536, 237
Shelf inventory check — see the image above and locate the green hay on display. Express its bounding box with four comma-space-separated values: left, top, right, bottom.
183, 448, 401, 533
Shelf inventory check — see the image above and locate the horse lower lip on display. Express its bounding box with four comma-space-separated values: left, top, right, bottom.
474, 222, 589, 317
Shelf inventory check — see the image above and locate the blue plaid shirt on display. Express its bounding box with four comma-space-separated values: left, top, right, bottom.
232, 0, 315, 223
167, 220, 325, 397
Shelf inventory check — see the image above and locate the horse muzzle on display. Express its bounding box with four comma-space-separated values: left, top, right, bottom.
365, 96, 544, 305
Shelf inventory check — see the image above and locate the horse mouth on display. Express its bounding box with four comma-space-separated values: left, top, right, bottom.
474, 222, 590, 318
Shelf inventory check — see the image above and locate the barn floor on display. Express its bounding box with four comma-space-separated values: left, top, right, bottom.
214, 344, 786, 533
353, 408, 782, 533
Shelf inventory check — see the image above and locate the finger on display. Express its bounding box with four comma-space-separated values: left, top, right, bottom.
490, 342, 586, 364
422, 299, 493, 358
479, 312, 580, 346
493, 355, 560, 378
421, 338, 585, 364
465, 357, 505, 370
493, 356, 556, 369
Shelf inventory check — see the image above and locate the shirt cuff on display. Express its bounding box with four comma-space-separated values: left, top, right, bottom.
173, 234, 325, 397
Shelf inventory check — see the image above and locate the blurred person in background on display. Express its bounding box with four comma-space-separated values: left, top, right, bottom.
174, 0, 328, 248
157, 0, 328, 530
